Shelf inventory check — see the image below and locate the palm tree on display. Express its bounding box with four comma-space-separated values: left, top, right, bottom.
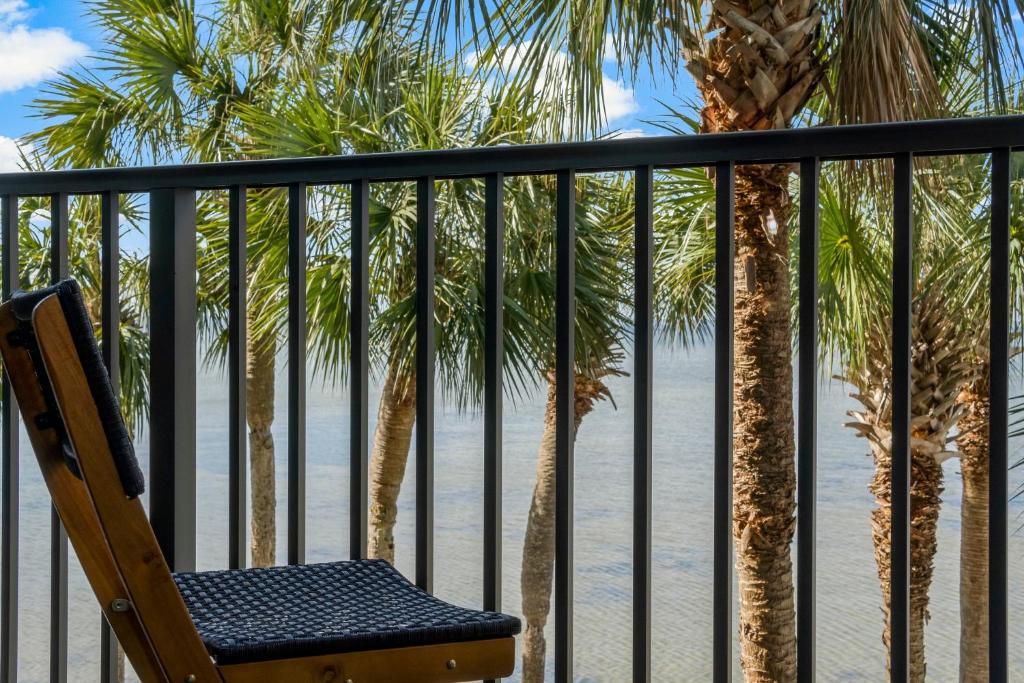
25, 0, 427, 568
232, 38, 640, 683
812, 129, 1024, 679
842, 290, 978, 680
360, 3, 1024, 678
237, 54, 632, 663
933, 142, 1024, 682
25, 14, 633, 683
648, 111, 1002, 678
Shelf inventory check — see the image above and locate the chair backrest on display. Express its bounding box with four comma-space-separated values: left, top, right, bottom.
8, 281, 145, 498
0, 280, 220, 682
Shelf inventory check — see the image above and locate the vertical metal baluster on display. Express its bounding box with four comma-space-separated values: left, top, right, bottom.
633, 166, 653, 683
149, 188, 198, 572
229, 187, 247, 569
555, 169, 576, 683
416, 177, 436, 593
713, 160, 734, 683
989, 147, 1011, 683
890, 153, 913, 683
797, 158, 819, 683
99, 191, 120, 450
50, 194, 69, 279
288, 183, 307, 566
49, 192, 68, 683
1, 193, 18, 683
99, 190, 120, 683
350, 180, 369, 561
484, 173, 504, 630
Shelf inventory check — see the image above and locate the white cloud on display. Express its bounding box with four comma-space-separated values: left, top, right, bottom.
603, 33, 618, 63
608, 128, 647, 139
602, 79, 639, 122
0, 136, 26, 172
0, 1, 87, 93
0, 0, 29, 22
468, 42, 640, 125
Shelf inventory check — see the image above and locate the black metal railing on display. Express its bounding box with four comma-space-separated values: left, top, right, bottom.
0, 115, 1021, 683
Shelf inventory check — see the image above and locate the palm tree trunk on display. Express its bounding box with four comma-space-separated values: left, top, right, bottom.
957, 373, 989, 683
367, 361, 417, 563
846, 293, 975, 681
730, 165, 799, 682
247, 330, 277, 568
688, 3, 825, 677
868, 440, 943, 681
520, 373, 608, 683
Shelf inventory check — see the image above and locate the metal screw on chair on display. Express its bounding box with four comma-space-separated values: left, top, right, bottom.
184, 676, 196, 683
109, 598, 131, 613
446, 659, 457, 670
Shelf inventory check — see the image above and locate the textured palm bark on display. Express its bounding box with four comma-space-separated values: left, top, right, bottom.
957, 374, 989, 683
688, 2, 825, 134
247, 331, 277, 568
367, 361, 417, 563
687, 3, 824, 679
730, 165, 798, 681
520, 374, 608, 683
845, 293, 976, 681
867, 440, 942, 682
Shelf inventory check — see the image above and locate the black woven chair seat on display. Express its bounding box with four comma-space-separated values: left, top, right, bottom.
173, 559, 521, 664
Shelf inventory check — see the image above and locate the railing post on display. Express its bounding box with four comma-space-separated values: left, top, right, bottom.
797, 158, 819, 683
890, 153, 913, 682
633, 165, 653, 683
288, 183, 307, 566
149, 187, 197, 572
99, 190, 121, 683
713, 160, 734, 683
49, 192, 69, 683
416, 176, 436, 593
100, 191, 120, 397
229, 186, 248, 569
1, 193, 18, 683
350, 180, 370, 560
484, 173, 504, 616
555, 169, 576, 683
989, 147, 1011, 683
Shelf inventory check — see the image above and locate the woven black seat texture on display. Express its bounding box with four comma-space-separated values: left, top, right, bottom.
173, 559, 521, 664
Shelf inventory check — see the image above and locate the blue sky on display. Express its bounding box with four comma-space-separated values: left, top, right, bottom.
0, 1, 93, 155
0, 0, 701, 172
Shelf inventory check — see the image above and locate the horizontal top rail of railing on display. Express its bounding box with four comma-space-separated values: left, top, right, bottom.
1, 116, 1024, 195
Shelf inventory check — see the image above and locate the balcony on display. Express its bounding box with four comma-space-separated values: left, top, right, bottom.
0, 116, 1022, 681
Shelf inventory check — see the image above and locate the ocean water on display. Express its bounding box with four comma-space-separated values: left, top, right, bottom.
7, 341, 1024, 682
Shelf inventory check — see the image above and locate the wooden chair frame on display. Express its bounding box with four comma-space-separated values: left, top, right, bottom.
0, 294, 514, 683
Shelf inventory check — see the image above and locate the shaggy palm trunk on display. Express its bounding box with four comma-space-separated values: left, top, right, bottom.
845, 293, 976, 681
731, 165, 799, 680
367, 361, 417, 563
247, 330, 277, 568
957, 373, 989, 683
687, 3, 824, 679
866, 433, 942, 681
519, 374, 608, 683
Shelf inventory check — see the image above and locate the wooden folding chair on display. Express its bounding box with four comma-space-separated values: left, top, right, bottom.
0, 279, 519, 683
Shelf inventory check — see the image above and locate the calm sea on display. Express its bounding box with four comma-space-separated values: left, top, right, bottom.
8, 341, 1024, 681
